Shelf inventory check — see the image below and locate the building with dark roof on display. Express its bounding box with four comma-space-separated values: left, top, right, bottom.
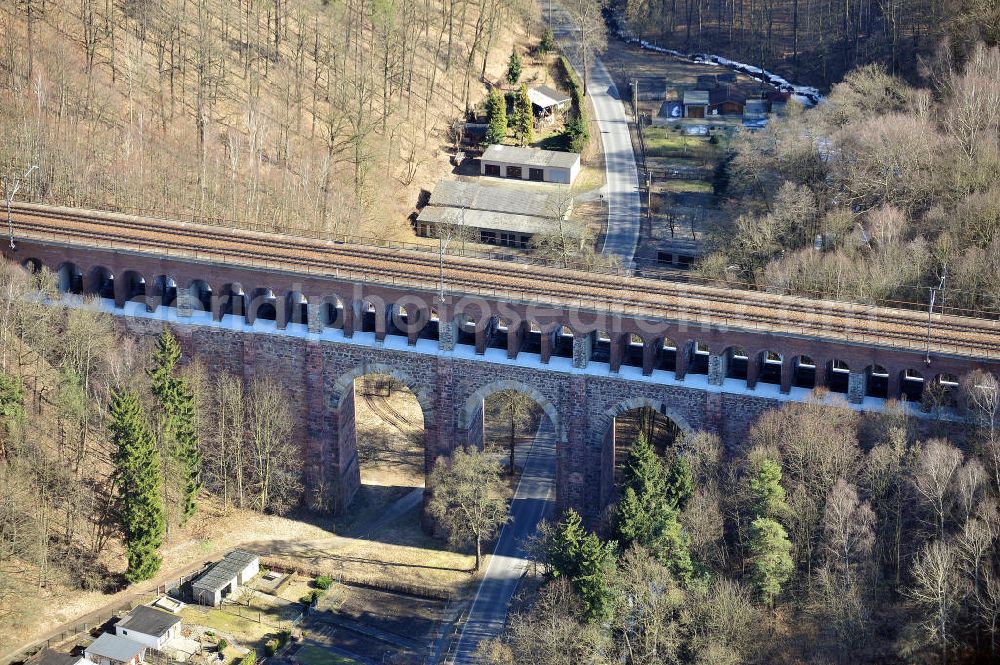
84, 634, 146, 665
708, 87, 747, 115
28, 649, 88, 665
115, 606, 181, 651
191, 550, 260, 606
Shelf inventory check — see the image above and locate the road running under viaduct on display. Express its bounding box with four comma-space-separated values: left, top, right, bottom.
3, 203, 999, 524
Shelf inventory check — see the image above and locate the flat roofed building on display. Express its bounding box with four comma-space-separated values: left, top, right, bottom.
115, 606, 181, 651
191, 550, 260, 606
85, 634, 146, 665
415, 180, 571, 249
480, 145, 580, 185
416, 206, 558, 249
426, 180, 569, 218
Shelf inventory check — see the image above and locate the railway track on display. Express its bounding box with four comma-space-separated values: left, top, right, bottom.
6, 202, 1000, 361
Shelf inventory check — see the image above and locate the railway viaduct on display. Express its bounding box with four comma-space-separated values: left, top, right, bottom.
4, 202, 1000, 526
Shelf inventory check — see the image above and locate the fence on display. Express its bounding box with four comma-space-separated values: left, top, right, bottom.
1, 571, 205, 665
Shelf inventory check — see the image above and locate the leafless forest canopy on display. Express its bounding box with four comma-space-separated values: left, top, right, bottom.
700, 45, 1000, 315
0, 0, 530, 239
620, 0, 1000, 87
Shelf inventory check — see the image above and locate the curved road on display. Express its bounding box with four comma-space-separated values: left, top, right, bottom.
451, 424, 556, 664
550, 8, 641, 268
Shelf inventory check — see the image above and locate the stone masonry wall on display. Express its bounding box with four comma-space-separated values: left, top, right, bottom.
122, 319, 801, 528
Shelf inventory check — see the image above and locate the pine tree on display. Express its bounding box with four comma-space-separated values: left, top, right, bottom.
546, 509, 616, 622
615, 434, 694, 582
514, 84, 534, 146
148, 329, 201, 523
110, 389, 165, 583
173, 381, 202, 522
750, 458, 788, 519
506, 48, 522, 85
547, 508, 586, 579
748, 517, 794, 606
665, 456, 694, 511
574, 530, 616, 622
484, 89, 507, 145
540, 27, 555, 54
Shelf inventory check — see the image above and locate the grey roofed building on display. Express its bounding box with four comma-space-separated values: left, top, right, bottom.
682, 90, 710, 106
481, 144, 580, 170
85, 634, 146, 665
192, 550, 260, 606
116, 606, 180, 639
426, 181, 569, 218
527, 85, 571, 110
416, 206, 558, 236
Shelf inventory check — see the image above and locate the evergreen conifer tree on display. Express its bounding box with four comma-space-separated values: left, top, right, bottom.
110, 388, 165, 583
547, 508, 585, 579
148, 329, 201, 523
615, 433, 694, 582
574, 530, 616, 622
665, 456, 694, 511
748, 516, 794, 606
514, 84, 534, 146
506, 48, 522, 85
750, 457, 788, 519
484, 89, 507, 145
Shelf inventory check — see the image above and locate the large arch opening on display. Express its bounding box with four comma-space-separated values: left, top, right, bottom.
331, 366, 431, 522
462, 381, 560, 485
724, 346, 749, 381
757, 350, 783, 386
121, 271, 146, 305
611, 405, 686, 485
866, 364, 889, 399
622, 334, 645, 368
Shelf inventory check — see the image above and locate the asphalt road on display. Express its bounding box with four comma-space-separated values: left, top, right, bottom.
451, 423, 557, 664
549, 8, 641, 268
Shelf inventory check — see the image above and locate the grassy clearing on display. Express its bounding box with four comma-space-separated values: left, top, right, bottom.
659, 179, 714, 194
297, 646, 360, 665
643, 128, 720, 160
295, 645, 361, 665
180, 606, 278, 646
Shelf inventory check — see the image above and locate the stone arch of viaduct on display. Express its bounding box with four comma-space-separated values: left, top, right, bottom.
8, 242, 1000, 526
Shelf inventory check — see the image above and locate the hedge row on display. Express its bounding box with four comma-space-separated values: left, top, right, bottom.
555, 56, 590, 153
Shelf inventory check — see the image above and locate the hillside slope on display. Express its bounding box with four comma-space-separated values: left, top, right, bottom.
0, 0, 531, 239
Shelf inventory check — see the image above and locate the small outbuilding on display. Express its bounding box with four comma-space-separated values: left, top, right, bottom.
682, 90, 710, 118
28, 649, 89, 665
708, 87, 747, 116
115, 606, 182, 651
527, 85, 571, 117
191, 550, 260, 607
480, 144, 580, 185
744, 98, 768, 121
84, 634, 146, 665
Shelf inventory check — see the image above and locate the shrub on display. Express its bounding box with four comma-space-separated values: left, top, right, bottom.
278, 630, 291, 647
239, 652, 256, 665
264, 639, 280, 657
315, 575, 334, 590
299, 590, 318, 606
216, 639, 228, 652
540, 27, 555, 54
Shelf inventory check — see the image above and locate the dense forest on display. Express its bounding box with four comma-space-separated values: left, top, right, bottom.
0, 0, 531, 239
697, 43, 1000, 316
617, 0, 1000, 87
0, 264, 302, 641
484, 384, 1000, 664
